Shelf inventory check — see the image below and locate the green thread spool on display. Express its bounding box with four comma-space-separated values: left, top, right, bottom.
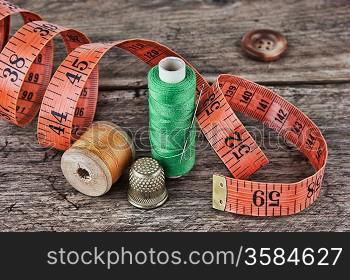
148, 57, 196, 178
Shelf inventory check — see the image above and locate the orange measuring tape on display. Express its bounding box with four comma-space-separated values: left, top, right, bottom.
0, 0, 327, 216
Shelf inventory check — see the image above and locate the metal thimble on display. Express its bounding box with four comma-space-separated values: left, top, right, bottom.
128, 157, 167, 209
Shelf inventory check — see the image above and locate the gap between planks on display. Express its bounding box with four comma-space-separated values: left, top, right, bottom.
99, 78, 350, 91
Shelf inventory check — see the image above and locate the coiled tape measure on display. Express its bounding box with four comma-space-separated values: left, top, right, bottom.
0, 0, 327, 216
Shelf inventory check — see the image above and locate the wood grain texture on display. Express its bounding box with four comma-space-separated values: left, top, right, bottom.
9, 0, 350, 87
0, 0, 349, 232
0, 84, 349, 232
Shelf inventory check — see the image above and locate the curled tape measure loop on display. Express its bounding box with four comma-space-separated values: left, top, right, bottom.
0, 21, 89, 126
0, 0, 328, 216
0, 19, 91, 127
0, 0, 42, 50
38, 39, 208, 150
212, 74, 328, 216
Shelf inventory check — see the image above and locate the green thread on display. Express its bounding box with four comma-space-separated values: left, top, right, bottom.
148, 65, 196, 177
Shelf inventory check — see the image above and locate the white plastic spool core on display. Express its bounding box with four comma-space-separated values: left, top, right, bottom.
158, 57, 186, 84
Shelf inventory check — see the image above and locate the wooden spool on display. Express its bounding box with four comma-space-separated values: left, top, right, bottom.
61, 121, 135, 196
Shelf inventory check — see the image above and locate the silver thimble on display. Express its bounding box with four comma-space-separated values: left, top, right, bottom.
128, 157, 167, 209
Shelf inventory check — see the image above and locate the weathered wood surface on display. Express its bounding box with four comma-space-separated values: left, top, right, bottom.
0, 84, 349, 232
0, 0, 349, 232
12, 0, 350, 87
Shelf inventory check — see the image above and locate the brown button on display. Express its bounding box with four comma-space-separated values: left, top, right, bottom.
241, 29, 287, 62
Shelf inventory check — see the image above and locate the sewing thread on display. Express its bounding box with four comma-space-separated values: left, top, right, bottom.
61, 121, 135, 196
148, 63, 196, 177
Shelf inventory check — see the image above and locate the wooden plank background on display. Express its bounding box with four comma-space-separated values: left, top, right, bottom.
0, 0, 349, 231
